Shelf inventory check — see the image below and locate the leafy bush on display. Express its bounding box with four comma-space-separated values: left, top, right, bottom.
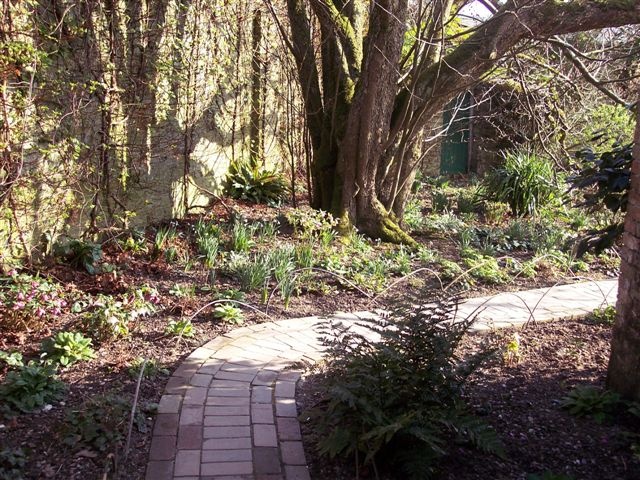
63, 394, 148, 452
225, 159, 288, 204
0, 272, 66, 331
480, 151, 557, 216
306, 295, 502, 478
567, 143, 632, 255
41, 331, 95, 368
0, 448, 26, 480
0, 362, 66, 413
53, 238, 102, 274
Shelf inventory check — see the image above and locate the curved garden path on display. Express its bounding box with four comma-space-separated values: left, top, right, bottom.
146, 279, 617, 480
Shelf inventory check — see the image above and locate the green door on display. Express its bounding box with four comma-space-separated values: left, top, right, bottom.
440, 94, 471, 174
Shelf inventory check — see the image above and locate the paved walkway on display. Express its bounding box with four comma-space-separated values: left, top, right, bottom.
146, 279, 618, 480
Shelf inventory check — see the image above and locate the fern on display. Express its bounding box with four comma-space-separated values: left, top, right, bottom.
306, 294, 501, 479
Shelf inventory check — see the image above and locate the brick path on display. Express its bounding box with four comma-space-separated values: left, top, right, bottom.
146, 279, 617, 480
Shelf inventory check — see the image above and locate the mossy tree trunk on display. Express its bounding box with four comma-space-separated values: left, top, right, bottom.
285, 0, 640, 242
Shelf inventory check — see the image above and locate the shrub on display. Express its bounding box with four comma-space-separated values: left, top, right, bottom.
286, 208, 338, 240
0, 362, 66, 413
306, 295, 502, 478
480, 151, 557, 216
41, 331, 95, 368
225, 159, 288, 204
0, 272, 66, 331
63, 394, 149, 452
567, 142, 632, 255
53, 238, 102, 274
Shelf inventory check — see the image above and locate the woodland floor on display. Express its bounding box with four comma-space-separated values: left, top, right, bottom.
0, 197, 626, 479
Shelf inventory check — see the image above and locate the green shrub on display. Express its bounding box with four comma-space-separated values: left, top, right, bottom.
0, 447, 26, 480
285, 208, 338, 240
456, 190, 479, 214
306, 296, 502, 478
63, 394, 148, 452
54, 238, 102, 274
225, 160, 288, 204
0, 362, 66, 413
480, 151, 557, 216
41, 331, 95, 368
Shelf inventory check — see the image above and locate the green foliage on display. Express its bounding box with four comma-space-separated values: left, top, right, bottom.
561, 386, 621, 423
153, 225, 177, 259
165, 318, 195, 338
121, 229, 148, 254
0, 272, 66, 331
439, 258, 464, 282
213, 304, 244, 324
195, 219, 221, 268
228, 252, 270, 293
230, 219, 255, 253
286, 208, 338, 240
0, 362, 66, 413
461, 248, 508, 284
127, 357, 169, 379
591, 305, 616, 325
480, 151, 557, 216
63, 394, 148, 452
403, 198, 425, 231
0, 351, 23, 368
82, 290, 156, 342
306, 295, 502, 478
225, 159, 288, 204
456, 190, 479, 214
40, 331, 95, 368
212, 288, 246, 301
568, 143, 632, 255
54, 238, 103, 274
422, 212, 467, 236
169, 283, 195, 298
0, 447, 26, 480
431, 189, 451, 213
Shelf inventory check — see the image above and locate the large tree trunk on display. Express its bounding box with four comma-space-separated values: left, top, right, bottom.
606, 90, 640, 400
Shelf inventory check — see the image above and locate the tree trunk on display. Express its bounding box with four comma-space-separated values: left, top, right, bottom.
249, 8, 264, 165
606, 90, 640, 400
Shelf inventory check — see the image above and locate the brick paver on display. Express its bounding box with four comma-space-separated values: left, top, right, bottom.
146, 279, 617, 480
